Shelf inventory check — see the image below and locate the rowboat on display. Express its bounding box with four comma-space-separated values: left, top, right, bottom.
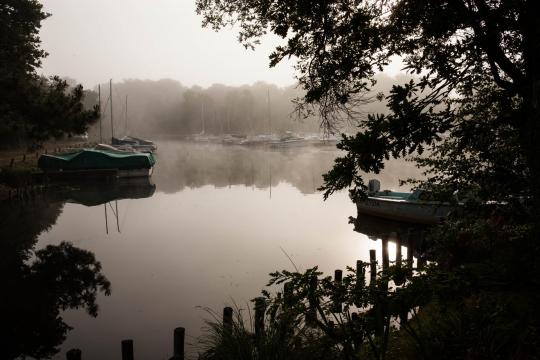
112, 136, 157, 153
356, 180, 454, 225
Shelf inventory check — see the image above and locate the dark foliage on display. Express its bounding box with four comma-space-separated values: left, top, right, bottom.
196, 0, 540, 358
0, 241, 111, 360
0, 0, 98, 147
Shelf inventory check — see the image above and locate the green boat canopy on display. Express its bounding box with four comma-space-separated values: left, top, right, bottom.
38, 148, 155, 172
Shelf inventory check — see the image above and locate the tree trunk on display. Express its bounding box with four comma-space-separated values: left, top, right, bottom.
522, 0, 540, 238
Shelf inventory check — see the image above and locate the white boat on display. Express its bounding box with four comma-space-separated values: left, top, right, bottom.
356, 180, 454, 225
112, 136, 157, 153
269, 132, 305, 148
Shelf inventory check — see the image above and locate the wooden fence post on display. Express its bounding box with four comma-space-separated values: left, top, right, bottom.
172, 327, 185, 360
254, 297, 266, 339
307, 274, 318, 325
283, 282, 293, 307
121, 339, 134, 360
369, 249, 377, 288
381, 236, 389, 270
223, 306, 233, 331
66, 348, 81, 360
332, 269, 343, 313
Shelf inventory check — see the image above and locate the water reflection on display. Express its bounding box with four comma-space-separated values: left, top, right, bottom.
0, 198, 111, 360
152, 141, 420, 194
352, 214, 427, 260
1, 141, 424, 359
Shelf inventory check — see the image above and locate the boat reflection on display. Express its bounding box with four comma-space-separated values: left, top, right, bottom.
352, 213, 428, 267
48, 178, 156, 207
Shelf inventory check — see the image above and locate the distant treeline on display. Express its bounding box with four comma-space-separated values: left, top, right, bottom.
81, 74, 411, 140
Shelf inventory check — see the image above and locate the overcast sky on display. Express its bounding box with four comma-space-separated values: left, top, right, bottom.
39, 0, 403, 89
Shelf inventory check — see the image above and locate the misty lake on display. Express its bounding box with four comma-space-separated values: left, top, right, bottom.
2, 140, 421, 359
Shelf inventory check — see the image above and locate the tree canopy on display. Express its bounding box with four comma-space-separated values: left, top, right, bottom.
0, 0, 98, 147
196, 0, 540, 357
196, 0, 540, 215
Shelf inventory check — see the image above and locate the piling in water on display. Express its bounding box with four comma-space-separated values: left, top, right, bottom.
66, 349, 81, 360
223, 306, 233, 330
172, 327, 185, 360
121, 339, 134, 360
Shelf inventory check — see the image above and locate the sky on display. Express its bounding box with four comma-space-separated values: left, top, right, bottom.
39, 0, 403, 89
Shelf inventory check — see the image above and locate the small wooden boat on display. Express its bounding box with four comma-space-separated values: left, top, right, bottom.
38, 148, 155, 178
112, 136, 157, 153
355, 180, 454, 225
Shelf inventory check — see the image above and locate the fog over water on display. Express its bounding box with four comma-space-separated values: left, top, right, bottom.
2, 141, 421, 359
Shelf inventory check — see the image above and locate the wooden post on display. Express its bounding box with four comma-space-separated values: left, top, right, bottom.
254, 297, 266, 339
307, 275, 318, 325
369, 249, 377, 287
332, 269, 343, 313
173, 327, 185, 360
9, 158, 14, 167
407, 230, 415, 267
396, 234, 402, 268
121, 339, 134, 360
381, 236, 389, 270
395, 233, 405, 286
22, 154, 26, 162
351, 312, 360, 349
354, 260, 365, 307
284, 282, 293, 307
223, 306, 233, 330
66, 349, 81, 360
356, 260, 365, 290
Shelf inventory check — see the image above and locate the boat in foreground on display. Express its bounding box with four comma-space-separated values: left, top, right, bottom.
356, 180, 454, 225
38, 148, 155, 178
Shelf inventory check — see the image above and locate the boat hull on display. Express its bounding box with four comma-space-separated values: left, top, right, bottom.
356, 197, 453, 225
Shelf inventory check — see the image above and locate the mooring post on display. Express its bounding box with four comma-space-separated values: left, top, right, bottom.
223, 306, 233, 331
354, 260, 365, 307
172, 327, 185, 360
395, 233, 405, 286
307, 274, 318, 325
407, 236, 415, 268
254, 297, 266, 339
381, 236, 389, 270
332, 269, 343, 313
356, 260, 365, 290
351, 312, 361, 349
284, 282, 293, 307
369, 249, 377, 287
396, 234, 402, 268
121, 339, 134, 360
66, 348, 81, 360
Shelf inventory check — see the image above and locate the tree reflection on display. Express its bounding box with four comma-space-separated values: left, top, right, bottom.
1, 198, 111, 359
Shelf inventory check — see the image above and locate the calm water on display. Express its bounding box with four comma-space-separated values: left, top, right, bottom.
2, 141, 420, 359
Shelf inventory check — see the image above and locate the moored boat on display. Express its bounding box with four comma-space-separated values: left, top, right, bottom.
38, 148, 155, 178
355, 180, 454, 225
112, 136, 157, 153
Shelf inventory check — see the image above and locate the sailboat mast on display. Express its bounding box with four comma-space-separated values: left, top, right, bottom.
201, 99, 205, 134
125, 95, 128, 136
110, 79, 114, 141
98, 84, 102, 143
267, 88, 272, 134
